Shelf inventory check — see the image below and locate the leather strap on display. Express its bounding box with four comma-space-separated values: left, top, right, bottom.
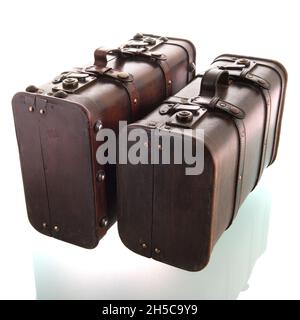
163, 40, 196, 82
86, 53, 140, 120
92, 45, 173, 118
109, 47, 173, 97
94, 39, 176, 99
214, 57, 272, 177
242, 73, 272, 187
226, 69, 272, 189
213, 57, 272, 217
157, 58, 173, 96
165, 95, 245, 119
252, 87, 272, 186
230, 118, 247, 223
123, 81, 140, 121
199, 68, 247, 226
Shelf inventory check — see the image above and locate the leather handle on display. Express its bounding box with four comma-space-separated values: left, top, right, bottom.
94, 47, 109, 68
199, 68, 229, 97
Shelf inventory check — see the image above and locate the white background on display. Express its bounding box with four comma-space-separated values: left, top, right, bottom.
0, 0, 299, 299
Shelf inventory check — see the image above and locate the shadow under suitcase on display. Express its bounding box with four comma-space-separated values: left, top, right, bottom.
33, 180, 271, 300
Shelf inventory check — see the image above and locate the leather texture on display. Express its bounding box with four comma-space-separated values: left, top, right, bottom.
12, 34, 196, 248
117, 54, 287, 271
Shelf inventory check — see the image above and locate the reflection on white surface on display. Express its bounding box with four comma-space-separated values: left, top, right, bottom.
33, 183, 271, 300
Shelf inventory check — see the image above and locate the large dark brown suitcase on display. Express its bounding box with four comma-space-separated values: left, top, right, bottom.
117, 54, 287, 271
12, 33, 196, 248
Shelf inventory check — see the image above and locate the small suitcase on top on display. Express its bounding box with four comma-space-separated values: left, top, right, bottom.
12, 33, 196, 248
117, 54, 287, 271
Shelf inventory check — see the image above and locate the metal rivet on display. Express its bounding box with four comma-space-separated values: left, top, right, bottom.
239, 175, 242, 180
159, 36, 168, 42
39, 109, 45, 115
100, 217, 108, 228
133, 33, 143, 40
96, 170, 105, 182
154, 248, 161, 254
133, 98, 138, 104
247, 74, 253, 78
159, 105, 170, 115
26, 85, 39, 93
168, 80, 172, 85
141, 243, 147, 249
53, 90, 68, 98
143, 142, 148, 148
94, 120, 103, 132
53, 225, 59, 232
28, 106, 34, 112
237, 58, 250, 67
117, 72, 130, 79
42, 222, 47, 228
220, 103, 227, 107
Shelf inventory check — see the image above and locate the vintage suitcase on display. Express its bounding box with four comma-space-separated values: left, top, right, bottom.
12, 33, 196, 248
117, 54, 287, 271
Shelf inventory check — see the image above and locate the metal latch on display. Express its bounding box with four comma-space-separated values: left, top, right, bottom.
51, 70, 97, 94
111, 33, 168, 60
216, 58, 271, 89
162, 94, 245, 123
217, 58, 253, 71
159, 101, 207, 129
159, 102, 201, 115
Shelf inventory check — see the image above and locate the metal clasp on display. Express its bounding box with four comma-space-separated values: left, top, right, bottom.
51, 70, 97, 94
114, 34, 168, 60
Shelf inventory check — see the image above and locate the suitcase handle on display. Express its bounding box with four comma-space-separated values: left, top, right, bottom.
94, 47, 109, 68
199, 68, 229, 97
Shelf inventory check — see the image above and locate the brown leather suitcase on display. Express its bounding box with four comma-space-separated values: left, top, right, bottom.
117, 54, 287, 271
12, 33, 196, 248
